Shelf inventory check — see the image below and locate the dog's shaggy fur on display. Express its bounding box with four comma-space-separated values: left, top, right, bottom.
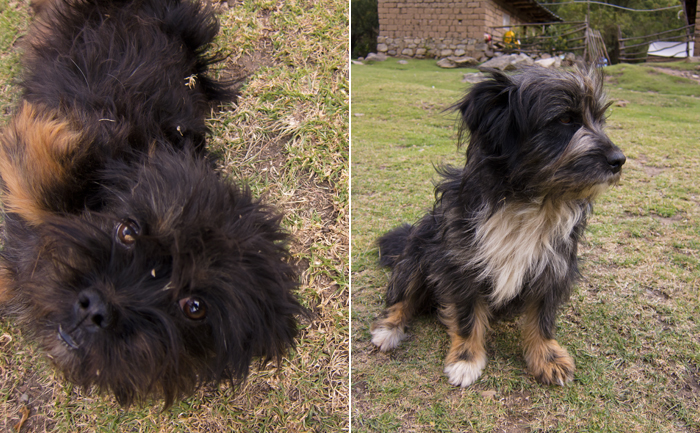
371, 68, 625, 387
0, 0, 303, 407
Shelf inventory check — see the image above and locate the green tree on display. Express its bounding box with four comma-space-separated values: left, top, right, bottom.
351, 0, 378, 58
544, 0, 688, 63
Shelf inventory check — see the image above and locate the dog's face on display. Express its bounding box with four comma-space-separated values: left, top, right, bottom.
9, 149, 300, 406
456, 67, 625, 200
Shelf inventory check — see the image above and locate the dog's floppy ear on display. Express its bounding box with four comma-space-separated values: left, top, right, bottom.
452, 69, 520, 160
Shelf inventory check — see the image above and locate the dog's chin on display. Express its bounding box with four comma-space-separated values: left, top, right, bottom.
580, 171, 621, 201
48, 323, 103, 371
548, 161, 623, 202
45, 328, 85, 374
43, 319, 188, 404
592, 166, 623, 195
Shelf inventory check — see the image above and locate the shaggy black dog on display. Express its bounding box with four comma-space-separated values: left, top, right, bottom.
0, 0, 302, 407
371, 67, 625, 387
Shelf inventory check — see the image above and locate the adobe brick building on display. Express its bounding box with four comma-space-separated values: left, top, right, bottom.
376, 0, 559, 59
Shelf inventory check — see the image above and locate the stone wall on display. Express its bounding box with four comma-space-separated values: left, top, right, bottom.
376, 0, 529, 59
377, 0, 487, 40
376, 35, 488, 58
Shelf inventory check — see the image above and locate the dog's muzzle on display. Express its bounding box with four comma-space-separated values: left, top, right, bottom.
606, 149, 626, 174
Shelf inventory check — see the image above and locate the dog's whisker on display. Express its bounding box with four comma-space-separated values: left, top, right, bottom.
69, 59, 90, 91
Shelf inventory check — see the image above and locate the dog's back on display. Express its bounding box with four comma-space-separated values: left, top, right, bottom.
22, 0, 234, 155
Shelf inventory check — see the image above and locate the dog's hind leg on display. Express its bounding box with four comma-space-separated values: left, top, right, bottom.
521, 299, 575, 386
441, 299, 489, 387
371, 234, 430, 351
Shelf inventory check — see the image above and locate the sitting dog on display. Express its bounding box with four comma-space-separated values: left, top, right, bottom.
0, 0, 303, 407
371, 68, 625, 387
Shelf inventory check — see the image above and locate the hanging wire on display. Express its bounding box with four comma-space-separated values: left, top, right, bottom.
538, 1, 683, 12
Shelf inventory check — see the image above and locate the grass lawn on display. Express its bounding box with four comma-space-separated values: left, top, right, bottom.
351, 59, 700, 432
0, 0, 348, 431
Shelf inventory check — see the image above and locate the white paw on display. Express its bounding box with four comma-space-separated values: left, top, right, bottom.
444, 356, 487, 387
370, 326, 405, 351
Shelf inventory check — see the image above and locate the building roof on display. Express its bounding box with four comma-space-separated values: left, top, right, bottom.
506, 0, 562, 23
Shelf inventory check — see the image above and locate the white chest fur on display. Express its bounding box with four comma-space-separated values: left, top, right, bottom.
468, 200, 585, 306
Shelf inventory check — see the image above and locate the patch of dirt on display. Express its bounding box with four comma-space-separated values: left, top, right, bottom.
633, 153, 667, 178
1, 368, 55, 433
216, 4, 279, 84
644, 287, 671, 301
417, 101, 441, 113
673, 364, 700, 410
495, 391, 534, 433
685, 366, 700, 395
652, 67, 700, 84
652, 213, 683, 225
233, 135, 291, 182
643, 165, 665, 177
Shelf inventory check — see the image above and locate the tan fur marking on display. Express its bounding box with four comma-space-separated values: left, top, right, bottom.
0, 266, 13, 303
30, 0, 55, 14
468, 200, 583, 307
441, 301, 489, 387
0, 102, 83, 224
371, 302, 410, 331
370, 301, 412, 351
521, 304, 575, 386
440, 302, 489, 364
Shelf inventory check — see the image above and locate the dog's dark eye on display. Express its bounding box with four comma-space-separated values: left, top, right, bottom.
179, 296, 207, 321
116, 220, 140, 246
559, 116, 573, 124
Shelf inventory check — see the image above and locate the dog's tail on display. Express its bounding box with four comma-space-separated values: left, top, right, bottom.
377, 223, 412, 268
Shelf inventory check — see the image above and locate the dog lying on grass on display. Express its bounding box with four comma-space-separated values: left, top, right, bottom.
0, 0, 303, 407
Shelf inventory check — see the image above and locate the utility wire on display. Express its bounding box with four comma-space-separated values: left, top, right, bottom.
538, 1, 682, 12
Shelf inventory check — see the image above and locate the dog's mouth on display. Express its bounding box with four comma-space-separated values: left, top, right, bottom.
605, 165, 624, 187
57, 324, 80, 350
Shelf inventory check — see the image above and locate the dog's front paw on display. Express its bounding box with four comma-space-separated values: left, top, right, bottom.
370, 325, 405, 351
443, 354, 487, 387
527, 340, 575, 386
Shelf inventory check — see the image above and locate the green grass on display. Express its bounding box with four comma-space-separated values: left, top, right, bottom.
351, 59, 700, 432
0, 0, 348, 431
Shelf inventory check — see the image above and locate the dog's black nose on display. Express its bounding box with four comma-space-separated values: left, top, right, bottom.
607, 150, 626, 173
77, 290, 113, 329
